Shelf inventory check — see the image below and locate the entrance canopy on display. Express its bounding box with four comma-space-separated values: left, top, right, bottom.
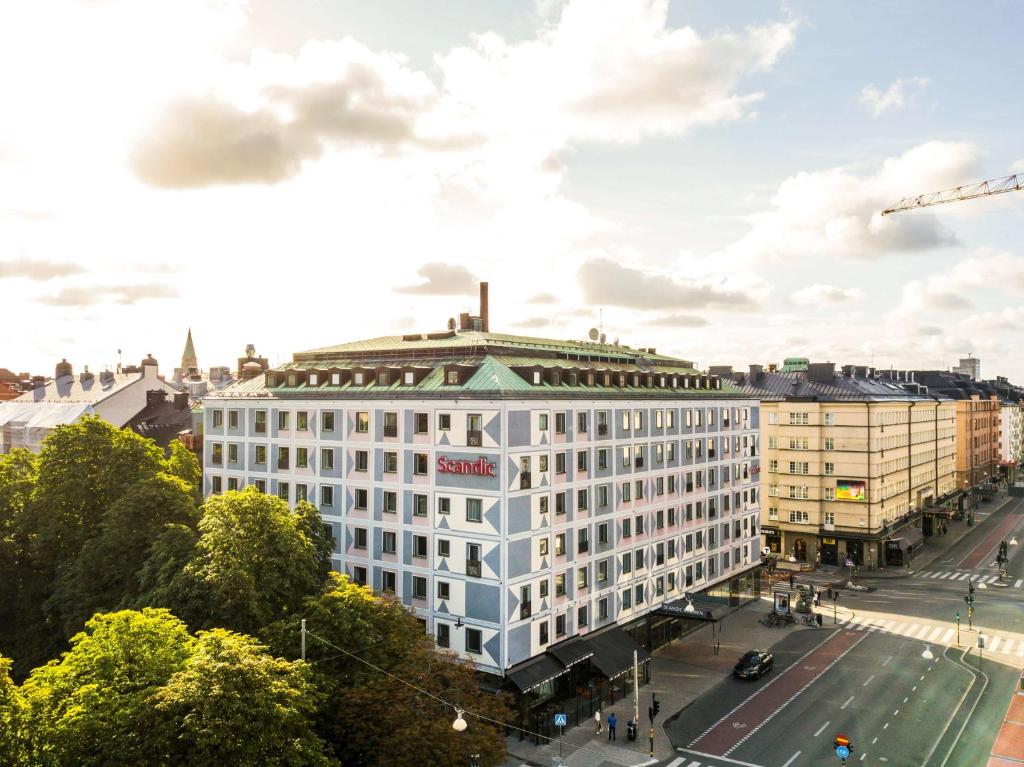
654, 597, 716, 622
505, 654, 567, 693
547, 636, 594, 669
583, 626, 650, 681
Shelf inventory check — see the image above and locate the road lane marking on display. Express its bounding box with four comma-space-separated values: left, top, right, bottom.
883, 655, 894, 666
985, 576, 999, 584
675, 748, 763, 767
904, 697, 909, 703
872, 737, 878, 744
665, 758, 684, 767
781, 752, 801, 767
884, 722, 889, 729
1015, 579, 1022, 588
920, 675, 925, 681
863, 675, 875, 687
913, 686, 917, 691
814, 720, 830, 737
894, 709, 900, 715
841, 696, 855, 709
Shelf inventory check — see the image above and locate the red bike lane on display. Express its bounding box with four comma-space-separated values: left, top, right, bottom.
957, 511, 1022, 569
689, 629, 867, 756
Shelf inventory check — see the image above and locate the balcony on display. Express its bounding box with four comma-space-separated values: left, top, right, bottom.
466, 559, 482, 578
520, 471, 532, 490
520, 602, 532, 620
467, 429, 483, 447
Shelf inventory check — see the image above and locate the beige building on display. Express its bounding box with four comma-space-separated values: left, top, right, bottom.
720, 363, 957, 569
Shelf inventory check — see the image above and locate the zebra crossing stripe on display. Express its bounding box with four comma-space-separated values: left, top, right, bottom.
1003, 640, 1015, 655
926, 626, 944, 642
985, 576, 999, 585
1017, 643, 1024, 658
940, 629, 954, 645
1016, 579, 1023, 588
989, 637, 1001, 652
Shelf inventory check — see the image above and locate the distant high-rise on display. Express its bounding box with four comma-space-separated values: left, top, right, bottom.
953, 356, 980, 381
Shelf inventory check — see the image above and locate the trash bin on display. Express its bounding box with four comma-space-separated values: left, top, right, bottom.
626, 720, 638, 741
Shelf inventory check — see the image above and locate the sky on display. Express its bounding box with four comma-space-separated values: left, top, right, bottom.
2, 0, 1024, 380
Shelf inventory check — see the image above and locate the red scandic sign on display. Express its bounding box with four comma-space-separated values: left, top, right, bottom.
835, 734, 850, 747
436, 456, 497, 477
691, 629, 865, 756
958, 513, 1020, 569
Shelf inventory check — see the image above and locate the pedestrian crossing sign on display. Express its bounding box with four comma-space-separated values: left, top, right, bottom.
553, 713, 567, 727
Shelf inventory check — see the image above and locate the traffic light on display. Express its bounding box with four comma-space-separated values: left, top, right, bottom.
653, 696, 661, 717
969, 580, 975, 595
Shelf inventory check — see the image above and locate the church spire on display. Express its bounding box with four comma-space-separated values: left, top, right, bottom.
181, 328, 198, 371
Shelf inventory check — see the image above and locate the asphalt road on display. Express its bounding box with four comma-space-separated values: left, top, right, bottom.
659, 494, 1024, 767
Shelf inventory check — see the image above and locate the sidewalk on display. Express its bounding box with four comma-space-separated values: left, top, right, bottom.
503, 595, 809, 767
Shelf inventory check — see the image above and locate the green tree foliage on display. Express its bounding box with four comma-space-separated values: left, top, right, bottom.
143, 489, 330, 634
263, 574, 511, 767
148, 629, 333, 766
0, 656, 28, 766
47, 474, 200, 637
21, 608, 195, 767
162, 440, 203, 503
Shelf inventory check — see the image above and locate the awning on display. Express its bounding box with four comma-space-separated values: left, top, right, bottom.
654, 597, 716, 622
887, 525, 924, 551
505, 654, 568, 693
583, 626, 651, 681
923, 506, 956, 519
547, 636, 594, 668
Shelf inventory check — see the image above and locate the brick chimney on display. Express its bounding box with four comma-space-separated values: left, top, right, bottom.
480, 281, 489, 332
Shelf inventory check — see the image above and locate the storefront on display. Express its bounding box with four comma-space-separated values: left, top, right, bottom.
884, 526, 924, 567
844, 539, 864, 566
819, 536, 838, 566
762, 526, 781, 554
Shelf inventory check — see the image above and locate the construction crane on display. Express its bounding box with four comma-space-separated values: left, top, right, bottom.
881, 172, 1024, 215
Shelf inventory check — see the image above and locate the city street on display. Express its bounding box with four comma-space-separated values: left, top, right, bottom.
659, 495, 1024, 767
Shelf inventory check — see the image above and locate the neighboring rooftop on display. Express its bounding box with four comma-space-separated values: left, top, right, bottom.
720, 363, 948, 402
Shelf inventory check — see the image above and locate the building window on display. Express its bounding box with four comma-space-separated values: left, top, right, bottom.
555, 613, 566, 637
354, 488, 367, 509
598, 522, 609, 545
278, 411, 291, 431
577, 450, 588, 471
212, 410, 223, 428
622, 482, 631, 502
276, 481, 288, 501
622, 552, 632, 574
356, 412, 369, 432
296, 448, 308, 469
555, 492, 566, 515
296, 411, 308, 431
322, 411, 335, 432
577, 488, 589, 510
555, 412, 566, 434
466, 498, 483, 523
577, 527, 589, 553
598, 559, 608, 582
577, 566, 589, 589
438, 413, 451, 431
540, 579, 549, 598
278, 447, 289, 470
555, 533, 566, 556
539, 537, 549, 556
228, 410, 239, 429
824, 437, 835, 451
538, 413, 549, 431
383, 412, 398, 438
437, 497, 450, 515
446, 369, 460, 385
824, 462, 835, 476
414, 494, 428, 517
211, 443, 223, 465
413, 535, 428, 558
555, 574, 566, 596
464, 626, 482, 654
824, 488, 835, 501
437, 538, 450, 558
253, 445, 267, 466
539, 495, 549, 514
622, 589, 632, 609
414, 412, 428, 433
353, 566, 367, 586
577, 411, 588, 433
436, 623, 451, 648
383, 531, 397, 554
383, 491, 397, 513
320, 486, 333, 506
228, 444, 238, 463
539, 622, 549, 645
353, 372, 365, 386
354, 527, 367, 549
414, 453, 428, 475
789, 412, 809, 425
597, 485, 609, 508
824, 511, 835, 525
255, 410, 267, 434
295, 483, 307, 502
555, 452, 566, 474
384, 451, 398, 473
321, 448, 334, 470
789, 510, 810, 523
824, 412, 835, 426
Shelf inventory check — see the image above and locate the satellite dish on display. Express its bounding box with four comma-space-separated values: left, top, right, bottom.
599, 333, 606, 344
588, 328, 599, 341
245, 344, 256, 358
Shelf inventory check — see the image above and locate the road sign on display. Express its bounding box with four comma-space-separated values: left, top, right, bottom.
553, 713, 567, 727
978, 635, 985, 650
834, 734, 850, 747
836, 745, 850, 759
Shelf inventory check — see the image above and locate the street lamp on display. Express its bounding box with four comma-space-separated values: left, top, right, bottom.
452, 709, 468, 732
921, 644, 934, 660
683, 594, 696, 614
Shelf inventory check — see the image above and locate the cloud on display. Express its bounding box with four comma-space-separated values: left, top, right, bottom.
132, 39, 464, 188
724, 141, 979, 263
860, 76, 929, 117
791, 284, 863, 307
526, 292, 559, 304
39, 282, 179, 307
642, 313, 709, 327
0, 258, 82, 281
394, 263, 479, 295
512, 317, 553, 329
1012, 159, 1024, 174
579, 257, 753, 310
896, 248, 1024, 315
133, 3, 795, 188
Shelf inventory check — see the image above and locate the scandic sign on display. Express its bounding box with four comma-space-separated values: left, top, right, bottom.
436, 456, 497, 477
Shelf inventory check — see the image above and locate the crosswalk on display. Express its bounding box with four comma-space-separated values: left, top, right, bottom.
915, 570, 1024, 588
841, 614, 1024, 656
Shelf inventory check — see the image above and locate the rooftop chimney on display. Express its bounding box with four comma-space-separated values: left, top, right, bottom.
807, 362, 836, 382
480, 282, 489, 333
55, 358, 72, 379
749, 364, 763, 381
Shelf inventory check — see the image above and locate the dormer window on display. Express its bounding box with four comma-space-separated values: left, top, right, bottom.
309, 373, 318, 386
378, 371, 389, 386
551, 371, 561, 386
632, 374, 640, 387
287, 373, 297, 387
604, 373, 611, 386
586, 373, 595, 386
354, 372, 365, 385
618, 374, 626, 387
658, 376, 665, 387
404, 371, 415, 385
446, 369, 460, 385
568, 372, 578, 386
671, 376, 678, 387
533, 371, 542, 385
331, 372, 341, 385
684, 377, 690, 388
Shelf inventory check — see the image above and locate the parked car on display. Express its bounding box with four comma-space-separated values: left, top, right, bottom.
734, 650, 774, 679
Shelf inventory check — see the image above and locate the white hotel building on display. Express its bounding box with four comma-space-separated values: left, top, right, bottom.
201, 288, 762, 724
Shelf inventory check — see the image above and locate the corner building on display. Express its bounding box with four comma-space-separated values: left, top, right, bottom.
201, 315, 761, 697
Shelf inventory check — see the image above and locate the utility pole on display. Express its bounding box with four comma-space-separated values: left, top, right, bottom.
301, 618, 307, 661
633, 651, 639, 727
956, 612, 960, 646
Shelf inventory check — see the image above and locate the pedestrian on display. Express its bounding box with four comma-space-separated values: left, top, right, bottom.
607, 712, 617, 741
789, 573, 794, 589
594, 709, 602, 735
815, 551, 822, 568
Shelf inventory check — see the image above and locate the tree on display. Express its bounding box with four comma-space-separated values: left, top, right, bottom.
262, 574, 511, 766
0, 656, 28, 766
148, 629, 334, 766
146, 489, 328, 634
162, 440, 203, 504
21, 608, 195, 767
0, 451, 39, 677
47, 473, 200, 637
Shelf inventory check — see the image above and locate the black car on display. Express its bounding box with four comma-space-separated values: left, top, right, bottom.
734, 650, 773, 679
